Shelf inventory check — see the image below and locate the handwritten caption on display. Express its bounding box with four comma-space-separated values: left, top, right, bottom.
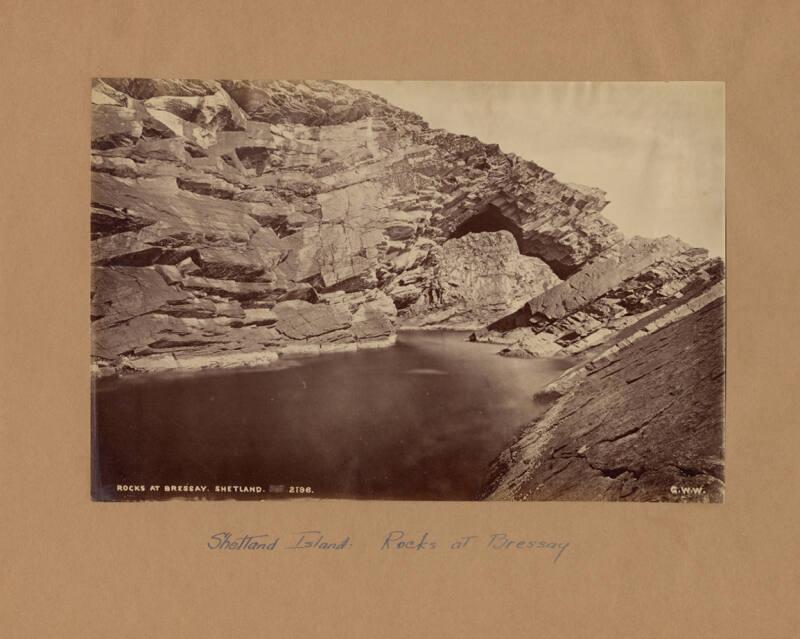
207, 530, 570, 563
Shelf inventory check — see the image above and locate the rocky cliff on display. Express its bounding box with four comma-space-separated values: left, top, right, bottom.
91, 79, 622, 374
90, 79, 724, 501
477, 222, 724, 502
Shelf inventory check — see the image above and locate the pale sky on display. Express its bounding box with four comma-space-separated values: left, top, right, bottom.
346, 82, 725, 257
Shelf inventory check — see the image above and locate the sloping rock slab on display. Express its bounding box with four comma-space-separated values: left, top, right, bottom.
483, 297, 725, 503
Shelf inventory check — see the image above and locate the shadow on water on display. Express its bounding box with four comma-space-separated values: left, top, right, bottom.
92, 331, 571, 501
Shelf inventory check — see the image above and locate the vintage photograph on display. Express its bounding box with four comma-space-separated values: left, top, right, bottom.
90, 80, 725, 502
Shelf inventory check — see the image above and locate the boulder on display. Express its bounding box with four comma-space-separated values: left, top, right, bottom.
499, 333, 562, 358
403, 231, 561, 327
272, 300, 352, 340
91, 267, 188, 322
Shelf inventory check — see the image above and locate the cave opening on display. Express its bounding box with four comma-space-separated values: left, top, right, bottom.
451, 204, 524, 251
451, 203, 580, 279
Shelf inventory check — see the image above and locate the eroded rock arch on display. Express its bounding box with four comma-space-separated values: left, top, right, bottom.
451, 204, 524, 252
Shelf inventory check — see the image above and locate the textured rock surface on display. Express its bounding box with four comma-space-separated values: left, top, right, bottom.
91, 78, 624, 374
90, 78, 726, 502
486, 240, 724, 359
482, 296, 724, 502
477, 231, 725, 502
491, 236, 691, 329
399, 230, 560, 329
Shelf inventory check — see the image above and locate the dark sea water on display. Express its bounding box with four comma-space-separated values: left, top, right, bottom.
92, 331, 570, 501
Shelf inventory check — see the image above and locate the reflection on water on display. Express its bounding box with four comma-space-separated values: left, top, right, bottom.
92, 331, 571, 501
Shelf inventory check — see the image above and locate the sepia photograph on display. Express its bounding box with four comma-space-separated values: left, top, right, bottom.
90, 79, 725, 502
9, 1, 800, 635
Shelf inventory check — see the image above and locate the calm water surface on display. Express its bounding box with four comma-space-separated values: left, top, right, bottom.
92, 331, 570, 500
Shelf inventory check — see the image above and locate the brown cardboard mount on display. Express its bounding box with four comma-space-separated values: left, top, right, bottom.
1, 1, 798, 637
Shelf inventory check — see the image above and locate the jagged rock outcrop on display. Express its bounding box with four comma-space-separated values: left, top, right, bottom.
91, 78, 624, 375
482, 238, 724, 360
494, 235, 692, 328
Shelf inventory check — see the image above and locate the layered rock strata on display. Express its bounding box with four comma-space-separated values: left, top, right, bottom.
482, 238, 724, 359
90, 79, 622, 375
477, 229, 725, 501
481, 295, 724, 502
90, 78, 726, 501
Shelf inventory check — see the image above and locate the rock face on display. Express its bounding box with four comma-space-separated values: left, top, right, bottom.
91, 78, 623, 375
90, 78, 726, 501
478, 226, 725, 501
482, 296, 725, 502
485, 238, 724, 359
397, 230, 560, 329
